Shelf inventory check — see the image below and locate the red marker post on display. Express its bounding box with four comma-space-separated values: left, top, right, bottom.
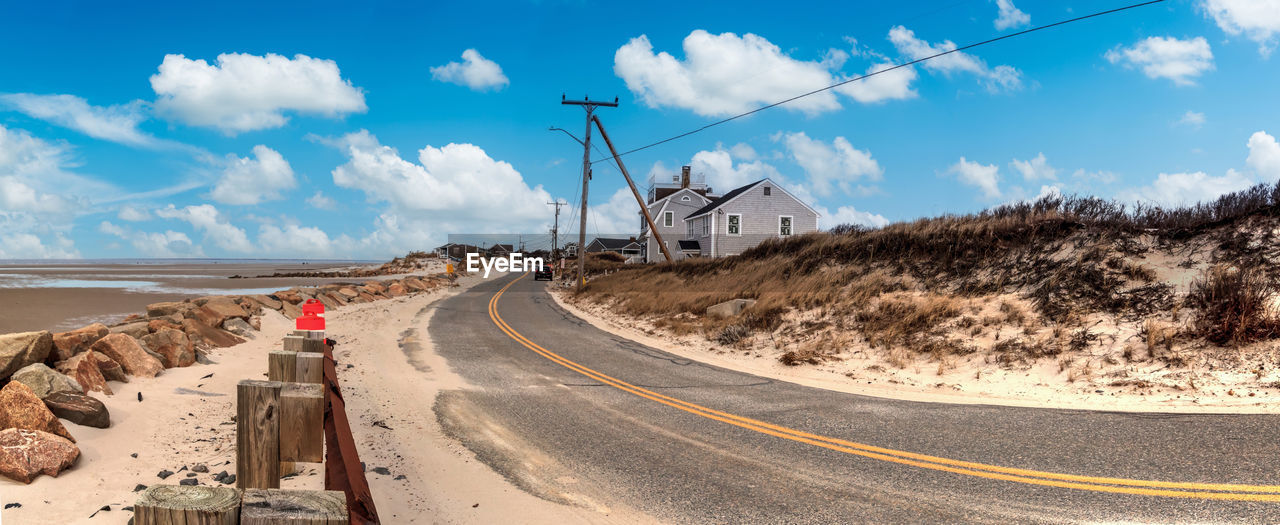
297, 299, 325, 331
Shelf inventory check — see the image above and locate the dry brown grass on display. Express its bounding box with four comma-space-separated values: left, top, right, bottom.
1186, 265, 1280, 345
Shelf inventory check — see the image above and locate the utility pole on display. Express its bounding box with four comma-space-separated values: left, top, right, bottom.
561, 94, 617, 291
592, 115, 673, 263
547, 200, 564, 263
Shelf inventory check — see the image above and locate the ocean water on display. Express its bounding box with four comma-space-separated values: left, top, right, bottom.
0, 258, 377, 296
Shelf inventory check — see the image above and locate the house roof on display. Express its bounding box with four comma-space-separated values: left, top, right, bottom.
677, 240, 701, 251
489, 244, 514, 252
587, 237, 636, 250
685, 180, 767, 220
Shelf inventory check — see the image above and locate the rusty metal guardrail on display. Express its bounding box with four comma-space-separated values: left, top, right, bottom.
323, 342, 381, 524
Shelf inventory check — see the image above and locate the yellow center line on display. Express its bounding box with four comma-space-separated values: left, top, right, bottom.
488, 273, 1280, 501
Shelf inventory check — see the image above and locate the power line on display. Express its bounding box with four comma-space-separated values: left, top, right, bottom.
590, 0, 1165, 165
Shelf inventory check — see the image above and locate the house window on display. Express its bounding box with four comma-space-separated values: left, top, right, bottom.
681, 195, 691, 202
687, 221, 693, 236
727, 214, 741, 235
764, 186, 771, 196
702, 217, 709, 236
779, 216, 793, 236
663, 211, 673, 228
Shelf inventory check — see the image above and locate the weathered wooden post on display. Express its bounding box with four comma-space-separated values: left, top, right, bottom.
240, 489, 348, 524
295, 353, 323, 384
268, 350, 298, 382
134, 485, 241, 524
280, 383, 324, 463
237, 379, 282, 489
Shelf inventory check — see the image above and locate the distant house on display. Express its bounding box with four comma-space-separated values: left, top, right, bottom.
564, 242, 579, 258
639, 166, 715, 263
486, 244, 515, 258
435, 243, 481, 260
683, 178, 818, 258
585, 237, 642, 259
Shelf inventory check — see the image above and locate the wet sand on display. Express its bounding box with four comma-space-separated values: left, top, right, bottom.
0, 260, 374, 333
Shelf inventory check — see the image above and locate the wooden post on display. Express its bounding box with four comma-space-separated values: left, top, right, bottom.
268, 351, 298, 382
240, 489, 348, 524
300, 338, 325, 353
295, 353, 323, 384
280, 383, 323, 463
134, 485, 241, 525
237, 379, 282, 489
283, 334, 303, 352
293, 330, 325, 340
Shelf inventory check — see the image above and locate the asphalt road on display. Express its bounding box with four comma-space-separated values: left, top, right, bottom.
429, 273, 1280, 524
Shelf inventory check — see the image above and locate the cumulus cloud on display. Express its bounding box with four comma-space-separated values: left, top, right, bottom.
117, 205, 152, 222
258, 224, 335, 257
430, 49, 510, 91
155, 203, 254, 252
1105, 36, 1214, 86
150, 53, 366, 134
689, 147, 786, 192
781, 132, 882, 197
322, 130, 553, 253
98, 221, 200, 257
614, 31, 843, 117
1121, 171, 1254, 206
1201, 0, 1280, 57
1178, 110, 1206, 128
819, 205, 889, 230
209, 145, 296, 205
834, 62, 919, 103
0, 124, 112, 249
0, 232, 78, 259
1247, 130, 1280, 180
0, 93, 177, 149
1010, 153, 1057, 181
888, 26, 1023, 92
586, 187, 644, 236
947, 157, 1001, 198
306, 191, 337, 210
994, 0, 1031, 30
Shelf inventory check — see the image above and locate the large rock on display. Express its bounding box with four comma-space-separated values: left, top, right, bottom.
280, 301, 303, 319
337, 287, 360, 298
147, 319, 183, 333
141, 329, 194, 368
250, 294, 283, 310
0, 429, 79, 484
43, 392, 109, 429
314, 292, 340, 309
221, 318, 256, 340
706, 299, 758, 319
387, 283, 407, 297
109, 321, 151, 339
235, 296, 264, 316
146, 301, 191, 317
11, 363, 82, 399
57, 351, 112, 395
88, 351, 127, 383
90, 334, 163, 378
199, 297, 248, 326
0, 331, 53, 381
275, 290, 303, 305
50, 324, 109, 362
325, 292, 349, 306
0, 381, 74, 442
182, 319, 245, 349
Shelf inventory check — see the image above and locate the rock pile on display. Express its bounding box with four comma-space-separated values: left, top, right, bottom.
0, 272, 454, 483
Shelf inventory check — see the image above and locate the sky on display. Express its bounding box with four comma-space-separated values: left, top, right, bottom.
1, 0, 1279, 259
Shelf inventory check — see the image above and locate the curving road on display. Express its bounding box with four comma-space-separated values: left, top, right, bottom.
430, 274, 1280, 523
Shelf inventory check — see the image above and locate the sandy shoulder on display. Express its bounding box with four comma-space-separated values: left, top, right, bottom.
550, 285, 1280, 414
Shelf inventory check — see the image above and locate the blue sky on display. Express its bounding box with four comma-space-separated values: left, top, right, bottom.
1, 0, 1278, 259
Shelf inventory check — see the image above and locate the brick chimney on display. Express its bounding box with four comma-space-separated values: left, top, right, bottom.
681, 166, 691, 189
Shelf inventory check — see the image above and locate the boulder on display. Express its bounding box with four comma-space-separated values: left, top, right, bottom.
387, 283, 407, 297
11, 363, 82, 399
280, 301, 303, 319
141, 329, 194, 368
0, 331, 53, 381
706, 299, 758, 319
146, 301, 191, 318
109, 321, 151, 339
314, 293, 340, 309
0, 381, 74, 442
363, 281, 387, 294
251, 294, 283, 310
357, 292, 378, 303
57, 351, 112, 396
187, 306, 222, 328
50, 324, 109, 362
235, 296, 264, 316
326, 292, 349, 306
90, 334, 163, 378
275, 290, 303, 305
42, 392, 109, 429
222, 318, 256, 340
402, 278, 427, 292
88, 352, 127, 383
147, 319, 182, 333
0, 428, 79, 484
182, 319, 244, 349
200, 297, 248, 326
249, 316, 262, 331
337, 287, 360, 298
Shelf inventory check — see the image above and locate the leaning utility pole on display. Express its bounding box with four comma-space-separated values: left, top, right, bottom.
592, 115, 674, 264
547, 200, 564, 262
561, 94, 617, 291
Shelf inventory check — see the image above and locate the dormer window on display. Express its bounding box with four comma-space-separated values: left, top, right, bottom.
764, 186, 772, 196
681, 195, 690, 201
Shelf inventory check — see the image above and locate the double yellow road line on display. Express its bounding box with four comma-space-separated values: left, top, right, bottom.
488, 274, 1280, 501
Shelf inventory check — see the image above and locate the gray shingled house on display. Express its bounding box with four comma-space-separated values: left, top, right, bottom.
682, 178, 818, 258
638, 167, 715, 263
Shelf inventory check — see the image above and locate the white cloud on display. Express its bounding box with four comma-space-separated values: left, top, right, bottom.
947, 157, 1002, 198
819, 205, 889, 229
430, 49, 510, 91
210, 145, 296, 205
994, 0, 1031, 30
306, 191, 337, 210
782, 132, 882, 197
834, 62, 919, 103
0, 233, 78, 259
614, 31, 843, 117
888, 26, 1023, 92
1178, 110, 1206, 128
689, 147, 785, 192
1201, 0, 1280, 57
0, 124, 109, 239
587, 187, 643, 235
322, 130, 553, 253
1121, 170, 1254, 206
0, 93, 175, 149
117, 205, 152, 222
150, 53, 366, 134
0, 176, 70, 214
98, 221, 200, 257
155, 203, 254, 253
1010, 153, 1057, 181
729, 143, 758, 161
1247, 130, 1280, 180
258, 224, 335, 257
1105, 36, 1214, 86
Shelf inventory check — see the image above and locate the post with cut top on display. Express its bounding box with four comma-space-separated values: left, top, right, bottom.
295, 353, 323, 384
280, 382, 324, 463
134, 485, 241, 525
237, 379, 282, 489
240, 489, 348, 524
269, 350, 298, 382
